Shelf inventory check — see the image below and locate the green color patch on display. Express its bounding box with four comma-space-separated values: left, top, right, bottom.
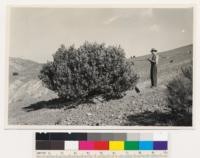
125, 141, 139, 150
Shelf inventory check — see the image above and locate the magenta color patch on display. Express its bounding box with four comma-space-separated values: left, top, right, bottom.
79, 141, 94, 150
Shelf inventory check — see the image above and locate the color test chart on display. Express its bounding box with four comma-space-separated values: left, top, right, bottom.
35, 132, 168, 158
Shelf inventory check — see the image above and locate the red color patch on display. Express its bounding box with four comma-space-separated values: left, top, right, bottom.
94, 141, 109, 150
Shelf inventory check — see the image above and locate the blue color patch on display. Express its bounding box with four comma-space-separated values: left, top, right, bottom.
139, 141, 153, 150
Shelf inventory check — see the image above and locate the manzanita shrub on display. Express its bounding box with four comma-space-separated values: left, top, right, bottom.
39, 42, 138, 101
167, 64, 192, 126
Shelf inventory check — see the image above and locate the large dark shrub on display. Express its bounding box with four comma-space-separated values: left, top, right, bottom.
39, 42, 138, 101
166, 64, 192, 126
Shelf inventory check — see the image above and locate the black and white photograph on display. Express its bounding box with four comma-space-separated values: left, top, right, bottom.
8, 7, 193, 127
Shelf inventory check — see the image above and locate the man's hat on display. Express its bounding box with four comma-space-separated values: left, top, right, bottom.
151, 48, 157, 52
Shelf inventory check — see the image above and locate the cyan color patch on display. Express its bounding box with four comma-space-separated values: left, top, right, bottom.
139, 141, 153, 150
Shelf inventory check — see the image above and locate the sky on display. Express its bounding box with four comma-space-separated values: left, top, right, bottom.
9, 8, 193, 63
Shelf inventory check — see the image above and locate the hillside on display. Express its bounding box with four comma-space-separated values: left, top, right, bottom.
8, 44, 192, 125
134, 44, 192, 83
9, 57, 57, 105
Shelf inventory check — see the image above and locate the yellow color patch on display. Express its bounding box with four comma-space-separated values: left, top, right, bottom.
109, 141, 124, 150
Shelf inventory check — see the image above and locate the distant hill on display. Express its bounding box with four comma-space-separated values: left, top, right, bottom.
9, 57, 57, 104
9, 57, 42, 83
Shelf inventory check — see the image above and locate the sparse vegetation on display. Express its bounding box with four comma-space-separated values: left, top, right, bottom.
39, 42, 138, 101
166, 64, 192, 126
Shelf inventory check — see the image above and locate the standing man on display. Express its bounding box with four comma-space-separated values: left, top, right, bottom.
148, 48, 159, 87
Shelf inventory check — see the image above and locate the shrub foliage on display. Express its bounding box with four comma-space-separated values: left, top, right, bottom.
39, 42, 138, 101
167, 65, 192, 125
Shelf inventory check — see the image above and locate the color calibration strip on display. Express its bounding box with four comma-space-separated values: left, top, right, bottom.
35, 132, 168, 158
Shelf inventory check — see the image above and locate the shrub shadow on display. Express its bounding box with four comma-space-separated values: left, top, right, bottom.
124, 111, 192, 126
23, 98, 95, 112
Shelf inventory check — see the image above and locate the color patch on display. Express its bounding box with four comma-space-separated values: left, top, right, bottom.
109, 141, 124, 150
112, 133, 127, 140
50, 141, 64, 150
139, 141, 153, 150
87, 133, 102, 141
36, 140, 51, 150
153, 133, 168, 141
50, 133, 66, 140
124, 141, 139, 150
66, 133, 87, 140
99, 133, 114, 141
36, 133, 50, 140
79, 141, 94, 150
64, 141, 79, 150
140, 133, 153, 141
94, 141, 109, 150
153, 141, 168, 150
127, 133, 139, 141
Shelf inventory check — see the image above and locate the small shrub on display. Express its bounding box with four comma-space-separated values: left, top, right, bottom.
166, 65, 192, 126
39, 42, 138, 101
12, 72, 19, 76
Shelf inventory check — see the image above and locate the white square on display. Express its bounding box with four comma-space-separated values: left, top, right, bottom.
153, 133, 168, 141
64, 141, 79, 150
140, 133, 153, 141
